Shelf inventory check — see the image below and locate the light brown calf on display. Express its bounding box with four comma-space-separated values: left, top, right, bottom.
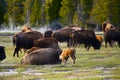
59, 48, 76, 64
26, 47, 40, 54
96, 35, 103, 44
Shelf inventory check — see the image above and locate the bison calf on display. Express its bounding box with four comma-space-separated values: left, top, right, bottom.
59, 48, 76, 64
26, 47, 40, 54
96, 35, 103, 45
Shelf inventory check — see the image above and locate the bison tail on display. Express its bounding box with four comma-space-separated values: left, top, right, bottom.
12, 36, 16, 46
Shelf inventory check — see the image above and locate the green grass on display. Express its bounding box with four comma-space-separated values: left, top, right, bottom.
0, 36, 120, 80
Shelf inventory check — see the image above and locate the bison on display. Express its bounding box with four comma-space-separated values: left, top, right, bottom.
59, 48, 76, 64
21, 48, 62, 65
34, 37, 61, 50
70, 30, 101, 50
13, 31, 43, 57
52, 26, 81, 47
104, 28, 120, 48
0, 46, 6, 61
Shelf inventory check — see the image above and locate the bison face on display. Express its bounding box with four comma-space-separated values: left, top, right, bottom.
0, 46, 6, 61
92, 40, 101, 50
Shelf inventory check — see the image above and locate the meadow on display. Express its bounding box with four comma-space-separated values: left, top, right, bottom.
0, 35, 120, 80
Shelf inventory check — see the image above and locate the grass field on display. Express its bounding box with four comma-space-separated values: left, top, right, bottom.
0, 36, 120, 80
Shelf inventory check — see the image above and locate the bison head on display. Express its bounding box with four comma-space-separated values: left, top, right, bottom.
92, 39, 101, 50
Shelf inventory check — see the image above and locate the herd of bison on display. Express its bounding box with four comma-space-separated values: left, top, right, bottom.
0, 22, 120, 65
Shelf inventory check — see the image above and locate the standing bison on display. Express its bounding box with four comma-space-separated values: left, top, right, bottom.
59, 48, 76, 64
13, 31, 43, 57
52, 26, 81, 47
21, 48, 62, 65
34, 37, 61, 50
104, 28, 120, 48
0, 46, 6, 61
70, 30, 101, 50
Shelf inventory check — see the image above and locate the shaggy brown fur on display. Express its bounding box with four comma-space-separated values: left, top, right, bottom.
96, 35, 103, 44
59, 48, 76, 64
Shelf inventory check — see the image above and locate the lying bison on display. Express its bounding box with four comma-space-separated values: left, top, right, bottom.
104, 28, 120, 48
21, 48, 62, 65
13, 31, 43, 57
70, 30, 101, 50
0, 46, 6, 61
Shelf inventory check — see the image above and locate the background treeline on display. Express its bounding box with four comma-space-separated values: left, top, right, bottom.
0, 0, 120, 30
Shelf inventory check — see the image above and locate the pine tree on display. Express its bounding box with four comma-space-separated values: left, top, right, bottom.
23, 0, 33, 26
30, 0, 42, 27
0, 0, 6, 26
90, 0, 109, 25
80, 0, 93, 22
109, 0, 120, 26
59, 0, 75, 25
4, 0, 24, 28
46, 0, 62, 23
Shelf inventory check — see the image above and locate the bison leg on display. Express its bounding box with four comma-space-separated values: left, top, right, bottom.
105, 39, 108, 48
108, 41, 113, 48
84, 44, 90, 50
118, 42, 120, 47
64, 57, 69, 63
13, 47, 19, 57
70, 55, 76, 64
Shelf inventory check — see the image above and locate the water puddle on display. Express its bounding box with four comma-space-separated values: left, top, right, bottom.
0, 69, 18, 76
21, 70, 43, 76
54, 70, 71, 73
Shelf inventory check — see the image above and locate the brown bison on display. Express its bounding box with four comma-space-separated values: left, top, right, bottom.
59, 48, 76, 64
34, 37, 61, 50
13, 31, 43, 57
52, 26, 81, 47
21, 48, 62, 65
70, 30, 101, 50
0, 46, 6, 61
104, 28, 120, 48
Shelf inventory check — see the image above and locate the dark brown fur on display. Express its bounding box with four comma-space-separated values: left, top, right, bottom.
13, 31, 43, 57
70, 30, 101, 50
